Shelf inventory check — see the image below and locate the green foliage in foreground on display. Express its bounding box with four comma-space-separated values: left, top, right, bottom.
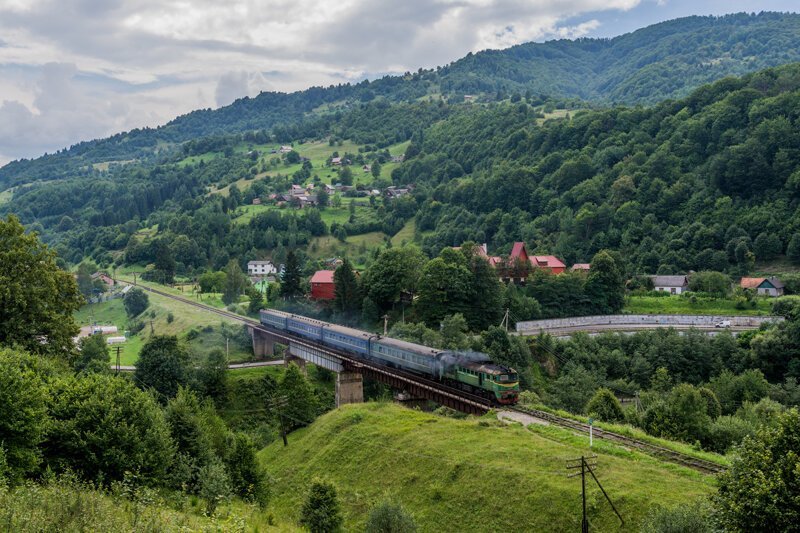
0, 479, 269, 532
0, 215, 82, 359
262, 403, 713, 532
715, 408, 800, 531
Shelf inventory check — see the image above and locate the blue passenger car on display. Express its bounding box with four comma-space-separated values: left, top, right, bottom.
260, 309, 289, 330
321, 324, 372, 356
286, 315, 325, 341
369, 336, 442, 376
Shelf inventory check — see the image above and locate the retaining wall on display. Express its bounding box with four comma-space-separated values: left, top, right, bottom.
516, 314, 783, 333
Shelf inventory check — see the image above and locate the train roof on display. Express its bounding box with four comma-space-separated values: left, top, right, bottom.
374, 335, 445, 357
286, 314, 328, 328
324, 323, 374, 340
461, 361, 516, 375
261, 309, 291, 318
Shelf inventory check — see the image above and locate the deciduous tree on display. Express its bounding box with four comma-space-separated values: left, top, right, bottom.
715, 409, 800, 531
134, 335, 190, 401
0, 215, 83, 358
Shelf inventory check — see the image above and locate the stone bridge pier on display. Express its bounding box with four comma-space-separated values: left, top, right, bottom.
335, 371, 364, 406
248, 326, 276, 357
249, 326, 363, 408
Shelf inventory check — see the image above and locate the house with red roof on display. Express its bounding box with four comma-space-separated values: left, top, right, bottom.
310, 270, 336, 300
571, 263, 591, 273
740, 277, 784, 297
531, 255, 566, 274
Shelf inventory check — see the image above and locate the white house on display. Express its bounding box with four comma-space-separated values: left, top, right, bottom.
650, 275, 689, 294
248, 260, 277, 277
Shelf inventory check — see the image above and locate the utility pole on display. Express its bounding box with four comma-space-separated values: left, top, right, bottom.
500, 308, 510, 332
567, 455, 623, 531
270, 395, 289, 447
113, 345, 122, 374
383, 314, 389, 336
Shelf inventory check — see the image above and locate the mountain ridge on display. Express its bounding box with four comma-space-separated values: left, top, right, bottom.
2, 11, 800, 186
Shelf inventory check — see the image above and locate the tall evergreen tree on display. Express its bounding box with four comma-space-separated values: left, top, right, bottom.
333, 258, 360, 313
280, 251, 303, 298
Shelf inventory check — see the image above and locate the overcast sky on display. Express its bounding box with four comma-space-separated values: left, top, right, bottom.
0, 0, 796, 166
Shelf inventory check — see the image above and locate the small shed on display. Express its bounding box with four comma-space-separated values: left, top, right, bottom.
310, 270, 336, 300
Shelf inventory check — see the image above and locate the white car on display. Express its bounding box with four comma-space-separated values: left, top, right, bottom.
715, 320, 731, 328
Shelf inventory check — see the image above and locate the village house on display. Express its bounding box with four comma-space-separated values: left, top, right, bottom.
385, 186, 410, 199
531, 255, 566, 274
247, 260, 277, 277
296, 195, 318, 208
279, 145, 293, 153
91, 272, 115, 287
649, 275, 689, 294
362, 164, 372, 173
390, 155, 404, 163
571, 263, 591, 273
252, 198, 262, 205
290, 184, 305, 196
310, 270, 336, 300
740, 276, 785, 296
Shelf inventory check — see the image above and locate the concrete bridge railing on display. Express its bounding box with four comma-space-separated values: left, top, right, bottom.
515, 314, 784, 333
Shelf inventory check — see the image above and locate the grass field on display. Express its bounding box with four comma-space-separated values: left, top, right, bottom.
309, 232, 387, 267
73, 282, 251, 365
390, 218, 417, 247
261, 403, 714, 532
625, 295, 775, 315
0, 187, 15, 206
206, 138, 408, 199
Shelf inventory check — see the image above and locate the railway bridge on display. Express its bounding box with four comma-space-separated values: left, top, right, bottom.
248, 325, 489, 414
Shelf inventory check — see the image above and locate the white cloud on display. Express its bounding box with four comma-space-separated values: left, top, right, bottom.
0, 0, 647, 163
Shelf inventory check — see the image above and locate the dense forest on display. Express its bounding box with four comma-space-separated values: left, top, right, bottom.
2, 12, 800, 190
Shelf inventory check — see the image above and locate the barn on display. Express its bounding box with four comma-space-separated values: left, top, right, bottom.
310, 270, 336, 300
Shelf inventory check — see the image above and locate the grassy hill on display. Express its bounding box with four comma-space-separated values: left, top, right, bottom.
260, 403, 714, 532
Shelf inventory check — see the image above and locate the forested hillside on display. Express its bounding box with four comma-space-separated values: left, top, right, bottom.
7, 62, 800, 284
2, 12, 799, 190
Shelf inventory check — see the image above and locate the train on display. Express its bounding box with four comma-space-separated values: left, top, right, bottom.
260, 309, 520, 405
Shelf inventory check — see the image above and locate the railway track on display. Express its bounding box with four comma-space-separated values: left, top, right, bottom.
122, 279, 726, 474
509, 406, 726, 475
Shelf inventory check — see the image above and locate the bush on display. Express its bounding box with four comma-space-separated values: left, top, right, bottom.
639, 500, 715, 533
585, 388, 624, 422
123, 288, 149, 317
300, 480, 342, 533
706, 415, 755, 453
715, 409, 800, 531
166, 312, 174, 323
45, 373, 174, 485
365, 501, 418, 533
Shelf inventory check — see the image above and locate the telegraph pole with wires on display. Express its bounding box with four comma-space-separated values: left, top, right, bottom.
500, 308, 510, 332
383, 314, 389, 336
269, 395, 290, 447
566, 455, 623, 531
113, 345, 122, 374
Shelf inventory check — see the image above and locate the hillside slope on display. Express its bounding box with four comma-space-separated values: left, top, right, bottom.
2, 12, 799, 188
261, 403, 714, 532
